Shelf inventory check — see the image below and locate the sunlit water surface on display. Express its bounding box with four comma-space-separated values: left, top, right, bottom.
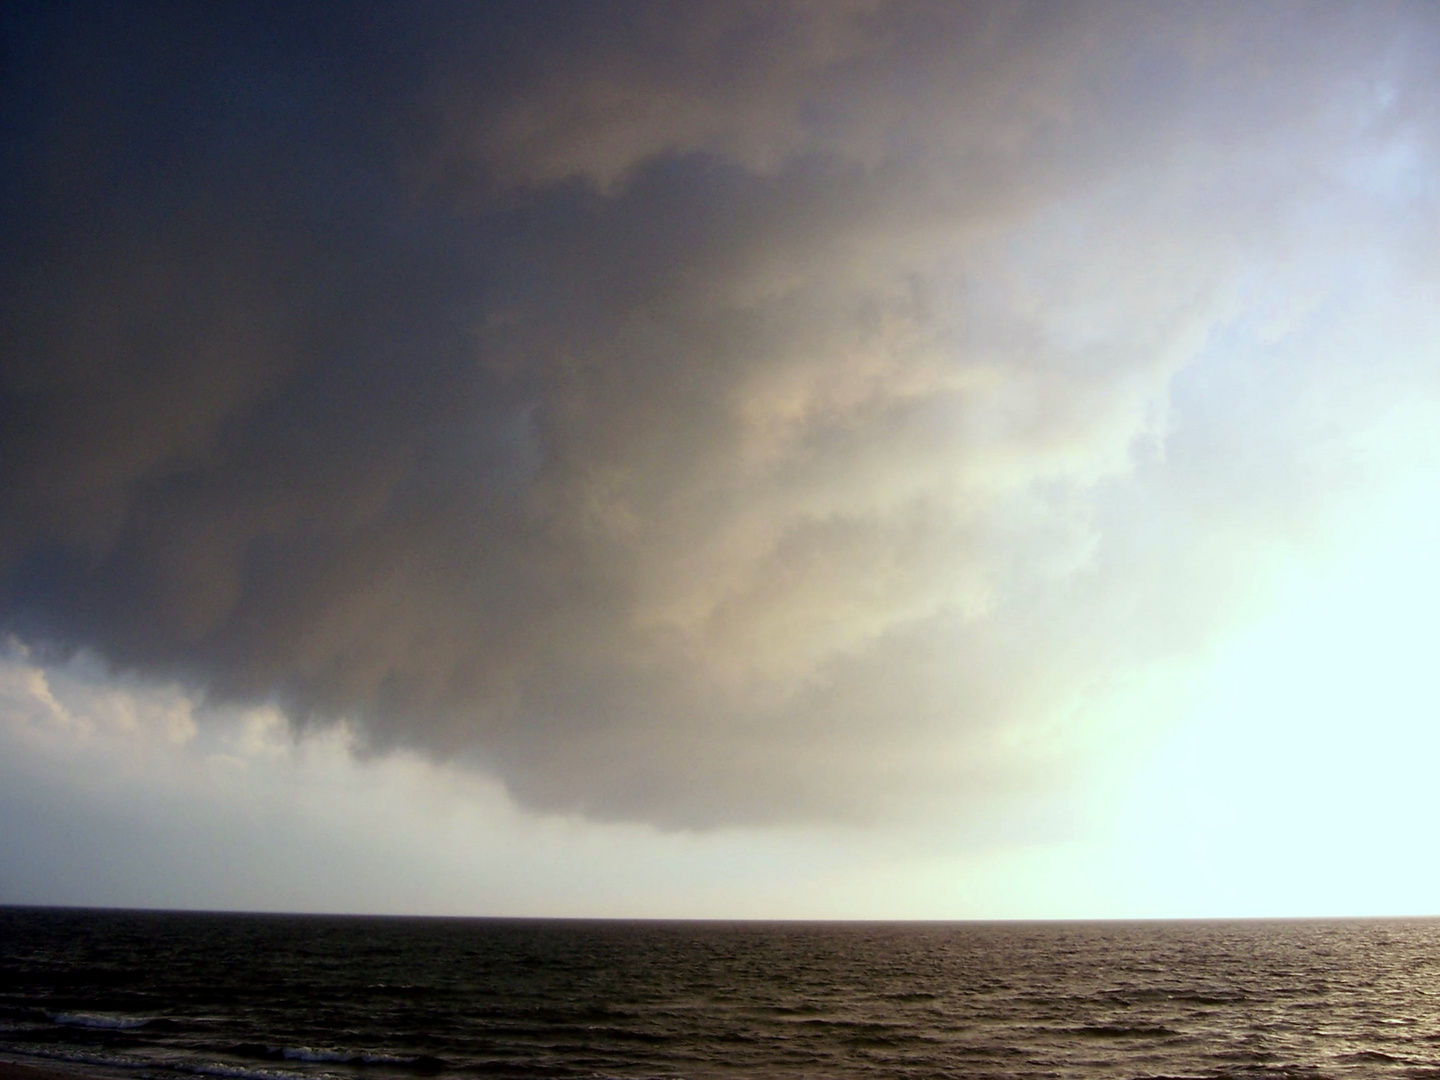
4, 909, 1440, 1079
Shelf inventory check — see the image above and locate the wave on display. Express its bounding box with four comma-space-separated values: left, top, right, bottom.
1, 1042, 444, 1080
276, 1048, 356, 1065
177, 1062, 311, 1080
7, 1043, 359, 1080
1068, 1024, 1181, 1039
51, 1013, 152, 1031
0, 1046, 150, 1071
264, 1046, 436, 1068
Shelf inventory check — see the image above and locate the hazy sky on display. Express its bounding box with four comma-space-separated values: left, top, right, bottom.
3, 0, 1440, 918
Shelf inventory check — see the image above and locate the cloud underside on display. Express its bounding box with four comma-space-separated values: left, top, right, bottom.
1, 1, 1437, 825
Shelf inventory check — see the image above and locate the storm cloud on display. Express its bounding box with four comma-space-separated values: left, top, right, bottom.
3, 1, 1437, 826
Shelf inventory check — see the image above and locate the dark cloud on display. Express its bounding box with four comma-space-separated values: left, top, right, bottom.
2, 1, 1437, 826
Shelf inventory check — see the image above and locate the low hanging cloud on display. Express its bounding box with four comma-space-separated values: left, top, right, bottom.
2, 1, 1438, 827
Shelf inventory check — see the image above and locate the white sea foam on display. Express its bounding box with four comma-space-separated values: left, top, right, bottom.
0, 1046, 304, 1080
178, 1062, 309, 1080
277, 1048, 354, 1064
51, 1013, 152, 1030
268, 1046, 416, 1066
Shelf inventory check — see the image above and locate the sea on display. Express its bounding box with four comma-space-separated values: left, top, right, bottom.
3, 909, 1439, 1080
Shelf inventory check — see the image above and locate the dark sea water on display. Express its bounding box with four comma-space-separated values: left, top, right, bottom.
3, 909, 1440, 1080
